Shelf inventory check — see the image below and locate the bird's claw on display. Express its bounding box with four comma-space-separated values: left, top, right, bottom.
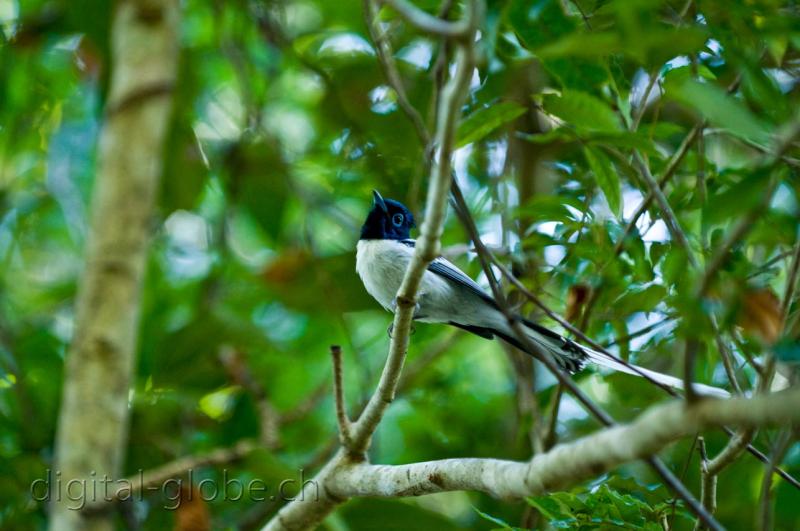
386, 322, 416, 338
390, 297, 421, 318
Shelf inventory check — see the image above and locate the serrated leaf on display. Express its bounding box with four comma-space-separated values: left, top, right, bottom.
584, 146, 621, 217
457, 101, 526, 147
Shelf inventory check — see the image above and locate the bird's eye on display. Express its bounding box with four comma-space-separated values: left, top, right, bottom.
391, 213, 404, 227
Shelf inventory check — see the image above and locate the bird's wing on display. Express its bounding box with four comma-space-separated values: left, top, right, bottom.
399, 239, 498, 309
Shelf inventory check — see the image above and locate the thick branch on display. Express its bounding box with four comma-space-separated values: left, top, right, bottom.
328, 389, 800, 499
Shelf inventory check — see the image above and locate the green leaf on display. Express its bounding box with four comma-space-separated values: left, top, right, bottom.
536, 32, 622, 58
515, 194, 586, 224
613, 285, 668, 315
457, 101, 527, 147
584, 146, 621, 217
665, 77, 773, 147
704, 173, 771, 227
224, 140, 289, 240
473, 507, 517, 529
542, 90, 623, 133
507, 0, 576, 51
527, 492, 582, 523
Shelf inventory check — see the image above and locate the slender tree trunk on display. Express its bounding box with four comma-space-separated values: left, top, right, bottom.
49, 2, 179, 530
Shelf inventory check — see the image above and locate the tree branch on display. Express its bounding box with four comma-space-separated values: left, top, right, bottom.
365, 0, 430, 148
380, 0, 471, 39
326, 389, 800, 500
347, 0, 478, 455
84, 440, 258, 510
260, 4, 480, 529
330, 346, 353, 448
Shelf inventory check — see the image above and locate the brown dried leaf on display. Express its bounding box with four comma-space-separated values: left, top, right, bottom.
261, 249, 311, 285
174, 485, 211, 531
566, 284, 591, 324
737, 287, 782, 344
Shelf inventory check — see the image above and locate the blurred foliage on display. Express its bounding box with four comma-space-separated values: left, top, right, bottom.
1, 0, 800, 529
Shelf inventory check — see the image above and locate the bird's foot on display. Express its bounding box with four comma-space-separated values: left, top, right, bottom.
390, 297, 421, 318
386, 322, 416, 338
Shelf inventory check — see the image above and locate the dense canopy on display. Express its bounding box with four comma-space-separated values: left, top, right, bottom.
2, 0, 800, 530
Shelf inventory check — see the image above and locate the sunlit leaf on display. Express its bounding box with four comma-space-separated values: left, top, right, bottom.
543, 90, 623, 133
666, 77, 773, 147
457, 101, 526, 147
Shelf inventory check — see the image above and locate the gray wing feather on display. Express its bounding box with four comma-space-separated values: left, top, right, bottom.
399, 239, 497, 308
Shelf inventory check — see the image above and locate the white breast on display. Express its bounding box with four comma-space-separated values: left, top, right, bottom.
355, 240, 414, 311
356, 239, 495, 326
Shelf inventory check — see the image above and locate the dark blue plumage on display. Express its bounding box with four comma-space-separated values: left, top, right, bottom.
359, 190, 415, 241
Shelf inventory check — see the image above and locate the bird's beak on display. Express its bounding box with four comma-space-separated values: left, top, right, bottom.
372, 190, 388, 213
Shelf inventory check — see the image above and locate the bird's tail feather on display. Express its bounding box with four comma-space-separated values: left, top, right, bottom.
502, 318, 731, 399
581, 347, 730, 398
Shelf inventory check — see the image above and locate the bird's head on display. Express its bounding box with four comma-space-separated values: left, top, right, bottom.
360, 190, 416, 240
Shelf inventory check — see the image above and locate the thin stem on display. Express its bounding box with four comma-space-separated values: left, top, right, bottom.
381, 0, 471, 39
365, 0, 430, 147
781, 241, 800, 326
758, 429, 795, 531
330, 346, 353, 448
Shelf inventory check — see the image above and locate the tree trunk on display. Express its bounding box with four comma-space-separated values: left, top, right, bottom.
49, 2, 179, 530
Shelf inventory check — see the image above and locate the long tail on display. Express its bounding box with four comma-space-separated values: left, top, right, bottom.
484, 317, 730, 399
581, 347, 730, 398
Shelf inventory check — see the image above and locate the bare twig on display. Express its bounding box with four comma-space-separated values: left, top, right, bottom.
632, 152, 698, 266
758, 428, 796, 531
330, 346, 353, 448
381, 0, 471, 39
219, 347, 282, 449
365, 0, 430, 147
603, 317, 676, 347
781, 242, 800, 326
542, 383, 563, 451
631, 69, 660, 131
348, 1, 479, 455
697, 178, 779, 295
84, 440, 258, 511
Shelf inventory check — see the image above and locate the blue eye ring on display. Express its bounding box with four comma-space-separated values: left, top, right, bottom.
392, 213, 404, 227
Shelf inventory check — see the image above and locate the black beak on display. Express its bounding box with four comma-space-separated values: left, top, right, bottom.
372, 190, 388, 213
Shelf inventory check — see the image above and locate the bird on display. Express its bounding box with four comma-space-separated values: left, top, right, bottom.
356, 190, 728, 398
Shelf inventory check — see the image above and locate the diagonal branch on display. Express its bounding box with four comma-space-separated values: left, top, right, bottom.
260, 4, 481, 529
347, 1, 479, 455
